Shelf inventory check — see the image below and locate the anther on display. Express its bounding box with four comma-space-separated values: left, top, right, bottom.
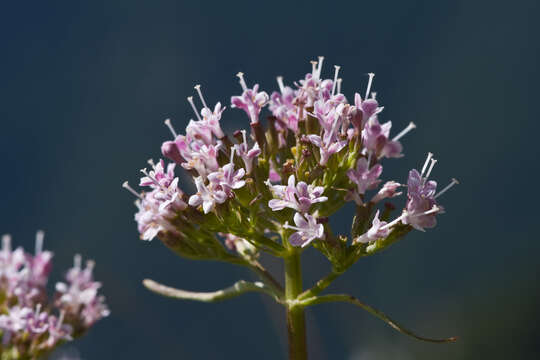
236, 72, 247, 91
187, 96, 202, 121
310, 61, 318, 75
164, 119, 178, 138
122, 181, 143, 199
365, 73, 375, 100
392, 122, 417, 142
194, 85, 208, 109
435, 178, 459, 199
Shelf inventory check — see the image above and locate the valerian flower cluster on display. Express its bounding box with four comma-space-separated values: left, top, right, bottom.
0, 232, 109, 359
124, 58, 458, 354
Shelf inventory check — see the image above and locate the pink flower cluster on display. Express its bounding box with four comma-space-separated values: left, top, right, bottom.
124, 57, 458, 253
0, 232, 109, 357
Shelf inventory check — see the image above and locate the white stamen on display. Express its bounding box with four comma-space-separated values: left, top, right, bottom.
420, 152, 434, 177
194, 85, 208, 109
424, 158, 437, 180
336, 78, 342, 94
122, 181, 143, 199
187, 97, 202, 121
241, 129, 248, 146
35, 303, 42, 316
283, 223, 308, 233
392, 122, 417, 142
367, 151, 373, 168
236, 72, 247, 91
332, 66, 341, 96
73, 254, 82, 269
380, 213, 406, 231
35, 230, 44, 255
164, 119, 178, 138
365, 73, 375, 100
57, 310, 66, 329
2, 234, 12, 252
370, 92, 377, 100
230, 146, 236, 164
418, 205, 440, 216
147, 158, 155, 167
276, 76, 285, 93
316, 56, 324, 79
435, 178, 459, 199
310, 61, 318, 75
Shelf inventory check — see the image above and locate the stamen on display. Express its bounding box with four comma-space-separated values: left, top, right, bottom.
283, 223, 303, 232
236, 72, 247, 91
336, 78, 342, 94
2, 234, 11, 252
367, 151, 373, 168
241, 129, 248, 146
187, 97, 202, 121
332, 65, 341, 96
35, 230, 44, 255
276, 76, 285, 93
164, 119, 178, 138
57, 310, 66, 329
316, 56, 324, 79
230, 146, 236, 164
122, 181, 143, 199
371, 92, 377, 100
310, 61, 318, 75
380, 213, 406, 231
194, 85, 208, 109
424, 158, 438, 180
420, 152, 434, 177
140, 168, 162, 188
435, 178, 459, 199
365, 73, 375, 100
147, 159, 155, 167
35, 303, 42, 316
73, 254, 82, 269
392, 122, 417, 142
418, 205, 440, 216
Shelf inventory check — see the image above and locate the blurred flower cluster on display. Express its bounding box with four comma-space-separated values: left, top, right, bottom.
0, 232, 109, 359
124, 57, 458, 267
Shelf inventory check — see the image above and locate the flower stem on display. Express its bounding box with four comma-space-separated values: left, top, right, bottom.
284, 250, 307, 360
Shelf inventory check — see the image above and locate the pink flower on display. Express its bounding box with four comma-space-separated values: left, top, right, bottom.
208, 148, 246, 197
284, 213, 325, 248
354, 210, 390, 244
234, 130, 261, 174
347, 158, 383, 194
231, 73, 269, 124
268, 175, 327, 213
188, 176, 227, 214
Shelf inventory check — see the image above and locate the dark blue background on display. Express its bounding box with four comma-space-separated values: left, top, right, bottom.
1, 1, 539, 358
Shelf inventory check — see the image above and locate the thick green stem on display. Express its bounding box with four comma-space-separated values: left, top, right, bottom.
284, 250, 307, 360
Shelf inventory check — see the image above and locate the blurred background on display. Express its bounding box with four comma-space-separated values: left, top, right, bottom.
1, 0, 539, 358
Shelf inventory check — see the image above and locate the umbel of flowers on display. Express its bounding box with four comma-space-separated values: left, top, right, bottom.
124, 58, 459, 359
0, 232, 109, 359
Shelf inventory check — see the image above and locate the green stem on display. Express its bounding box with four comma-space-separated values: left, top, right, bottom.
301, 294, 457, 343
298, 270, 342, 300
284, 250, 307, 360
